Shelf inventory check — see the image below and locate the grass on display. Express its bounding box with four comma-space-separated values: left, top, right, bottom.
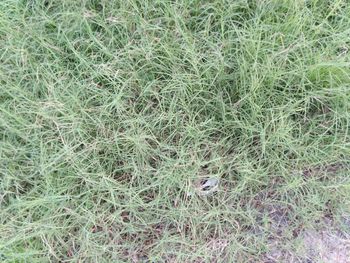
1, 0, 350, 262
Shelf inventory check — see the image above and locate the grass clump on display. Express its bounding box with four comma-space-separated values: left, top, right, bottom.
1, 0, 350, 262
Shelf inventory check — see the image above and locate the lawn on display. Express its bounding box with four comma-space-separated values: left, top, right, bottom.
1, 0, 350, 262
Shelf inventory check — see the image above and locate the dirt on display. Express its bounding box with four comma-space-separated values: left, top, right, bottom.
302, 162, 348, 178
263, 208, 350, 263
301, 229, 350, 263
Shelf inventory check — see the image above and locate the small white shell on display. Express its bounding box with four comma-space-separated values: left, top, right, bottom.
196, 177, 219, 196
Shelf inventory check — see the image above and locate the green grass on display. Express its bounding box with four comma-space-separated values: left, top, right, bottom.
1, 0, 350, 262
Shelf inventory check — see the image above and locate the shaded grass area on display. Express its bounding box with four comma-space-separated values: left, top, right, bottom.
1, 0, 350, 261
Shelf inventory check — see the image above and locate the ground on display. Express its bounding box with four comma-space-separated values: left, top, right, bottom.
1, 0, 350, 262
